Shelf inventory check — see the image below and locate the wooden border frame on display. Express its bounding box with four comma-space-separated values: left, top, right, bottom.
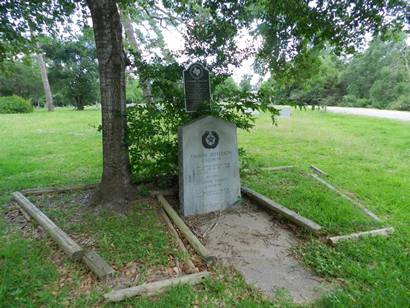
104, 271, 209, 302
11, 191, 115, 279
243, 165, 393, 244
309, 173, 381, 222
159, 208, 197, 273
309, 165, 328, 177
155, 194, 215, 262
327, 227, 394, 245
241, 186, 323, 234
242, 165, 295, 174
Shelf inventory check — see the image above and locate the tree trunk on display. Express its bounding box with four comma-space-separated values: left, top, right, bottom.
86, 0, 136, 212
35, 51, 54, 112
120, 10, 152, 103
75, 96, 85, 110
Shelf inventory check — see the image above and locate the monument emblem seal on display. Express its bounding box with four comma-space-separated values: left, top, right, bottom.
189, 63, 204, 79
202, 131, 219, 149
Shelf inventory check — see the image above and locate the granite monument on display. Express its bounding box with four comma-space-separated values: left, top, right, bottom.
178, 116, 241, 216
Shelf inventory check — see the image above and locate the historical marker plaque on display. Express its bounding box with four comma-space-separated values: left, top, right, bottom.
183, 62, 211, 112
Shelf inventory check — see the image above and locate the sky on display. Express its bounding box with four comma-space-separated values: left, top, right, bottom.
82, 5, 408, 88
162, 27, 264, 86
161, 19, 409, 87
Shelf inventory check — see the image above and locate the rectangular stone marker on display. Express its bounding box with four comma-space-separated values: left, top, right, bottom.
178, 116, 241, 216
279, 106, 291, 118
183, 63, 211, 112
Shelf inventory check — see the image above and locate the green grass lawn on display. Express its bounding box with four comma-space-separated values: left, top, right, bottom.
243, 168, 382, 235
1, 108, 409, 306
0, 108, 102, 195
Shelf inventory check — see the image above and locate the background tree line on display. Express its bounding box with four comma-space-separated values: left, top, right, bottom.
1, 31, 408, 111
0, 27, 99, 110
261, 32, 410, 111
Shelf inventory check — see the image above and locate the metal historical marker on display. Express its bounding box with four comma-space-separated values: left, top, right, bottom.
183, 62, 211, 112
179, 62, 241, 216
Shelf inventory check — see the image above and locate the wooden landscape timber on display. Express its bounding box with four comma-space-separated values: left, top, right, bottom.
150, 188, 178, 197
21, 183, 97, 195
242, 165, 294, 174
82, 251, 116, 279
309, 173, 381, 222
12, 191, 85, 260
241, 186, 322, 234
159, 208, 197, 273
309, 165, 328, 177
156, 194, 214, 262
261, 165, 295, 172
104, 271, 210, 302
11, 191, 115, 279
17, 206, 32, 221
327, 227, 394, 245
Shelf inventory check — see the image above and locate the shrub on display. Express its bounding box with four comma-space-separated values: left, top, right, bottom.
126, 62, 277, 182
388, 95, 410, 111
340, 95, 371, 108
126, 79, 144, 104
0, 95, 33, 114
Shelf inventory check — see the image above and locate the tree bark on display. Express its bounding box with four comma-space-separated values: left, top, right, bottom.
35, 51, 54, 111
75, 97, 85, 110
120, 10, 152, 103
86, 0, 136, 212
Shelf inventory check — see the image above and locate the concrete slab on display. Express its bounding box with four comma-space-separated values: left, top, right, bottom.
192, 203, 331, 304
326, 106, 410, 122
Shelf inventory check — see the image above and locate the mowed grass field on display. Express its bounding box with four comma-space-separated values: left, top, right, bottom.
0, 108, 409, 306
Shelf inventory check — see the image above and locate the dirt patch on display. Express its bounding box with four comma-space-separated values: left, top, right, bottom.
186, 201, 331, 304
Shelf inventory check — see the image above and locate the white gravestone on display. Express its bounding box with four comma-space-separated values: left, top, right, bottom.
178, 116, 241, 216
279, 106, 292, 118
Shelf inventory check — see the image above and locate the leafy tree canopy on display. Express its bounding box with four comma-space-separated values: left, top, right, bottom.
261, 31, 410, 111
2, 1, 408, 74
0, 0, 76, 60
42, 26, 99, 109
0, 56, 43, 105
172, 0, 409, 80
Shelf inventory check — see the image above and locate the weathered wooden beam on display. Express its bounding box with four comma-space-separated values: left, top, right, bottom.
241, 186, 322, 234
261, 165, 295, 172
17, 206, 32, 221
309, 165, 328, 177
12, 191, 85, 260
309, 174, 381, 222
157, 194, 213, 262
21, 184, 97, 196
150, 188, 178, 197
104, 271, 209, 302
159, 208, 197, 274
242, 165, 294, 174
328, 227, 394, 245
82, 251, 116, 279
